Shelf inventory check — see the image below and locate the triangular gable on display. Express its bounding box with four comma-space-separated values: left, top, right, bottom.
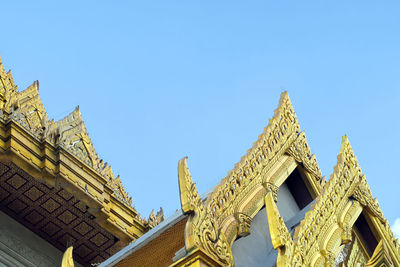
177, 93, 399, 266
265, 136, 400, 266
177, 92, 323, 265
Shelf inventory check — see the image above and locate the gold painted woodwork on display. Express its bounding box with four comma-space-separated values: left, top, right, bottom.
177, 92, 400, 266
265, 191, 293, 266
344, 236, 368, 266
0, 57, 162, 248
365, 240, 393, 267
261, 136, 400, 266
178, 157, 232, 265
177, 92, 324, 266
61, 246, 75, 267
148, 207, 165, 228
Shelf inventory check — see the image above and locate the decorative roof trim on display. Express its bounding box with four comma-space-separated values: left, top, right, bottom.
0, 57, 162, 227
177, 92, 323, 265
270, 136, 400, 266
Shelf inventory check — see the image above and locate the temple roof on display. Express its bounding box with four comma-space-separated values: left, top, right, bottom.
0, 56, 164, 266
0, 57, 133, 208
0, 56, 165, 223
102, 92, 400, 266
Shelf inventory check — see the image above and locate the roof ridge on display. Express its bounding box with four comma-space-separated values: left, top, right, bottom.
0, 56, 149, 219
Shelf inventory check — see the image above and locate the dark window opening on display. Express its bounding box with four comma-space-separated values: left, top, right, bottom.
354, 212, 378, 255
285, 168, 313, 210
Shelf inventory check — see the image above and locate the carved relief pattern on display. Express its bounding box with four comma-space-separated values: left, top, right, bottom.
234, 213, 252, 237
352, 176, 385, 223
178, 93, 324, 266
8, 81, 50, 139
274, 136, 400, 266
148, 208, 165, 228
285, 136, 362, 265
335, 242, 351, 266
263, 182, 278, 202
342, 237, 368, 267
178, 157, 233, 265
0, 58, 143, 215
205, 92, 302, 223
264, 192, 296, 266
175, 92, 400, 266
0, 58, 18, 112
286, 131, 322, 184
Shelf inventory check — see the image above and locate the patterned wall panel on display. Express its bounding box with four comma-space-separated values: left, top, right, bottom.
0, 162, 124, 266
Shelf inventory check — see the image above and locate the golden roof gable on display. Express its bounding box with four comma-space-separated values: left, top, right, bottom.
0, 57, 166, 263
177, 92, 400, 266
178, 92, 324, 265
0, 56, 134, 208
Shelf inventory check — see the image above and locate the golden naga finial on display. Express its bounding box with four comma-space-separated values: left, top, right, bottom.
61, 246, 74, 267
264, 192, 293, 266
178, 157, 201, 214
177, 157, 233, 265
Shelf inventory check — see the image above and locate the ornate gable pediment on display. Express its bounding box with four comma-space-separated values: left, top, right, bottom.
265, 136, 400, 266
0, 57, 18, 110
8, 81, 50, 138
177, 92, 400, 267
177, 92, 324, 266
47, 106, 99, 168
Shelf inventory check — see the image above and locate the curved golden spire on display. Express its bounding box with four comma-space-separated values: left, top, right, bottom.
61, 246, 74, 267
178, 156, 201, 214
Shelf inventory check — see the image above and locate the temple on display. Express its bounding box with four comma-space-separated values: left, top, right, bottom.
0, 57, 163, 267
0, 57, 398, 266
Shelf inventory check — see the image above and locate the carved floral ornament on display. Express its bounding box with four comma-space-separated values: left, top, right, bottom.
178, 92, 324, 266
0, 57, 164, 226
177, 92, 400, 266
263, 137, 399, 267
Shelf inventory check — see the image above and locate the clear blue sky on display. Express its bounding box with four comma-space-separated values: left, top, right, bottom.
1, 1, 399, 228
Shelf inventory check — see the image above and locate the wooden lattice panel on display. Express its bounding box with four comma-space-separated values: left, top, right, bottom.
0, 162, 124, 266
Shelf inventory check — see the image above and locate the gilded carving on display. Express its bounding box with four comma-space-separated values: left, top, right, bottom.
0, 57, 18, 112
178, 157, 233, 265
263, 181, 278, 202
175, 92, 400, 266
286, 131, 322, 183
352, 176, 385, 223
178, 92, 324, 266
269, 136, 400, 266
205, 92, 302, 223
4, 57, 398, 267
61, 246, 74, 267
8, 81, 50, 139
342, 237, 368, 267
0, 58, 140, 212
234, 212, 252, 237
148, 207, 165, 228
365, 240, 393, 267
264, 191, 295, 266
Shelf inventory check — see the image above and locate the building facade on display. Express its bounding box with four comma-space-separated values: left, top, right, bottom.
0, 57, 399, 266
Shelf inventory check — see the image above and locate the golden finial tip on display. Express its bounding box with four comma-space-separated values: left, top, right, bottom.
61, 246, 74, 267
179, 156, 188, 164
